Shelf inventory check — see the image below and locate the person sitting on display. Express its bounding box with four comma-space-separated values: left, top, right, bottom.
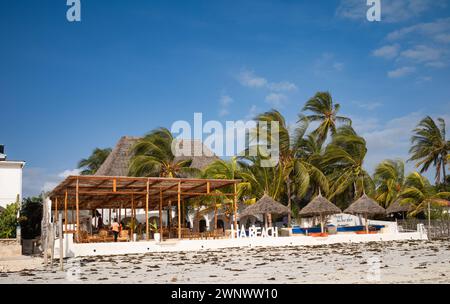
111, 218, 120, 242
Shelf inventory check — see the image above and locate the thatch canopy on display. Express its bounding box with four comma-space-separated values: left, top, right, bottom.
299, 194, 342, 217
386, 200, 414, 214
50, 175, 239, 210
239, 195, 290, 217
344, 194, 385, 216
95, 137, 219, 177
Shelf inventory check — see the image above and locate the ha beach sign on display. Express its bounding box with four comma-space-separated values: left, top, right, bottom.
231, 225, 279, 239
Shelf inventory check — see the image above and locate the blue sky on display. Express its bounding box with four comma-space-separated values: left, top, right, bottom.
1, 0, 449, 196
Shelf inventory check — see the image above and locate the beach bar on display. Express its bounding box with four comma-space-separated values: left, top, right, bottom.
48, 175, 429, 258
50, 175, 239, 243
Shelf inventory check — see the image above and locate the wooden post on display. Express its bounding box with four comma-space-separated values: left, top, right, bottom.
131, 194, 134, 239
159, 189, 163, 241
365, 214, 369, 234
64, 190, 68, 233
59, 216, 64, 271
76, 178, 80, 243
428, 201, 431, 240
54, 197, 58, 223
168, 201, 172, 238
233, 182, 238, 230
214, 204, 218, 230
145, 179, 150, 240
178, 182, 181, 239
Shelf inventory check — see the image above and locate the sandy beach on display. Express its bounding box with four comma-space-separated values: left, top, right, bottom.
1, 240, 449, 284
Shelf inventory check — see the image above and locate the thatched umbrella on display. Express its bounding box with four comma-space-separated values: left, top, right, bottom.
386, 199, 414, 217
344, 194, 386, 233
299, 194, 342, 233
239, 194, 290, 227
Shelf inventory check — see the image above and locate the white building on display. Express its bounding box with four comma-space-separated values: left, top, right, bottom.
0, 145, 25, 208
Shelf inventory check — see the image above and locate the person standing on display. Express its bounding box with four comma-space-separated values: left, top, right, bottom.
111, 218, 120, 242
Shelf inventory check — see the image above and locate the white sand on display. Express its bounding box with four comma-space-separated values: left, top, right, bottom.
1, 240, 449, 284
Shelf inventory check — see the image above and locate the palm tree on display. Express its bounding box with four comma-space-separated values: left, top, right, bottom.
78, 148, 112, 175
246, 110, 328, 226
322, 126, 374, 204
129, 128, 200, 177
399, 172, 450, 217
409, 116, 449, 185
373, 159, 405, 208
300, 91, 352, 145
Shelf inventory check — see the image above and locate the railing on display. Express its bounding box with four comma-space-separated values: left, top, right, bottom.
397, 219, 450, 240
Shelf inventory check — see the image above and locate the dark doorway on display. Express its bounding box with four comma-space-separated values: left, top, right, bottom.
217, 220, 225, 231
199, 219, 207, 232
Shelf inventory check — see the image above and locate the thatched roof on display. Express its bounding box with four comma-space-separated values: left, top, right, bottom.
95, 136, 139, 176
239, 194, 290, 217
299, 194, 342, 217
173, 139, 220, 175
386, 200, 413, 214
95, 136, 219, 177
344, 194, 386, 216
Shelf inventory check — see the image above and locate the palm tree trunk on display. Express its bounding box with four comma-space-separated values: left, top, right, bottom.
214, 205, 218, 230
286, 179, 291, 227
443, 160, 447, 186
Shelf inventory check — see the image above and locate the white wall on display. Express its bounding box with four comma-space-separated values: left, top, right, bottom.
0, 161, 25, 208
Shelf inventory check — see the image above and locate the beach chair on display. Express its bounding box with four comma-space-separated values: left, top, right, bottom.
118, 230, 129, 242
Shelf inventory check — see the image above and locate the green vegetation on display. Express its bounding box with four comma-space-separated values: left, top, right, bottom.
0, 202, 19, 238
18, 196, 43, 239
75, 91, 449, 221
78, 147, 112, 175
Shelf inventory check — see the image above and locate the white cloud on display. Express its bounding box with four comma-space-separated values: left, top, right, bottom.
435, 33, 450, 44
237, 69, 297, 93
401, 45, 443, 63
354, 111, 450, 178
352, 101, 383, 111
237, 70, 268, 88
336, 0, 445, 23
387, 18, 450, 41
267, 81, 297, 92
23, 167, 81, 197
416, 75, 433, 83
265, 93, 288, 108
333, 62, 344, 71
313, 53, 345, 76
387, 66, 416, 78
372, 44, 400, 59
58, 168, 81, 178
218, 95, 234, 117
246, 105, 259, 120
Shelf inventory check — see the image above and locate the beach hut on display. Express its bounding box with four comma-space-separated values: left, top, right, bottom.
386, 199, 414, 219
239, 194, 290, 227
299, 193, 342, 233
344, 194, 386, 233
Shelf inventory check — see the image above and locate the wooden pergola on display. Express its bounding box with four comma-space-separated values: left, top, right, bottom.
50, 175, 240, 242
